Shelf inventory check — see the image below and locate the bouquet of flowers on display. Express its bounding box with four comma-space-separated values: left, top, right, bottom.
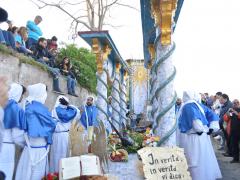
109, 144, 128, 162
42, 173, 59, 180
142, 128, 160, 147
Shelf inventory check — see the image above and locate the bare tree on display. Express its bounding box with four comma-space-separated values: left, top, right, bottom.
30, 0, 138, 32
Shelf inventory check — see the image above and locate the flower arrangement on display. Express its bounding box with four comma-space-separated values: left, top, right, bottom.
42, 173, 59, 180
142, 128, 160, 147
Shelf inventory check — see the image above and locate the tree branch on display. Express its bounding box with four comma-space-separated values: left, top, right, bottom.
103, 23, 123, 29
30, 0, 137, 31
105, 0, 119, 8
115, 2, 139, 11
61, 0, 86, 6
30, 0, 93, 30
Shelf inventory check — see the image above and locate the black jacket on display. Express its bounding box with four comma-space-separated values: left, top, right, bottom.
230, 108, 240, 132
32, 44, 53, 60
219, 100, 233, 125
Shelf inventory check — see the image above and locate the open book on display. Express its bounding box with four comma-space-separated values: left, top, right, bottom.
59, 154, 103, 180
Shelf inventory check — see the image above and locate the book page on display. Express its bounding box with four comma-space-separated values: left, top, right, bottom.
60, 156, 81, 179
80, 155, 102, 176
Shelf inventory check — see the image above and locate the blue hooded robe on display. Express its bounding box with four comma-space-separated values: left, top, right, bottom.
80, 105, 98, 129
55, 106, 77, 123
200, 104, 219, 127
178, 103, 209, 133
3, 99, 25, 129
23, 101, 56, 144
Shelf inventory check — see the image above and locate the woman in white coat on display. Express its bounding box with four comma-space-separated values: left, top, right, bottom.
49, 95, 79, 173
178, 90, 222, 180
0, 83, 25, 180
15, 83, 56, 180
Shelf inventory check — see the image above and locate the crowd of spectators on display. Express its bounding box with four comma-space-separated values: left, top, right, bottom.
0, 7, 78, 97
196, 92, 240, 163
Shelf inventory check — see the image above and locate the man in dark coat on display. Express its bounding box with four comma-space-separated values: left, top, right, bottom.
219, 94, 233, 153
223, 99, 240, 163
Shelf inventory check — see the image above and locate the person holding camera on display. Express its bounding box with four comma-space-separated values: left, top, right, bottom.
223, 99, 240, 163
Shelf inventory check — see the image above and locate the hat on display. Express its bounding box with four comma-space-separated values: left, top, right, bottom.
0, 7, 8, 23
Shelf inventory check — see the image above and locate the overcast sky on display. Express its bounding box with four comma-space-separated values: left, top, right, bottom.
1, 0, 240, 100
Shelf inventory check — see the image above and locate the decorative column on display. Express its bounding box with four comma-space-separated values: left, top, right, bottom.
128, 69, 134, 112
92, 38, 112, 124
111, 63, 121, 130
150, 0, 178, 146
120, 71, 128, 125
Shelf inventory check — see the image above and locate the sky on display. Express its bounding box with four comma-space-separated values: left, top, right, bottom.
1, 0, 240, 100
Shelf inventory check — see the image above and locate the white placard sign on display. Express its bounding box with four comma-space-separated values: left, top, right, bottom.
138, 147, 192, 180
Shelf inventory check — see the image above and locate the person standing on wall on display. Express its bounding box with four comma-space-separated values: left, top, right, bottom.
26, 15, 43, 49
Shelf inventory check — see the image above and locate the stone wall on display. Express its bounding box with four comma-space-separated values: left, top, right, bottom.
0, 53, 95, 109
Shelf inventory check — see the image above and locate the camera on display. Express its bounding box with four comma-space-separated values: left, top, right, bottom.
228, 108, 234, 116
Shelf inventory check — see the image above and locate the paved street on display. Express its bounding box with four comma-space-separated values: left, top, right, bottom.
107, 140, 240, 180
213, 140, 240, 180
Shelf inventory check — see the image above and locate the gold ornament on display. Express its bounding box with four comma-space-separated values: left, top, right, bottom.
133, 66, 148, 85
150, 0, 178, 46
92, 38, 111, 74
116, 63, 121, 73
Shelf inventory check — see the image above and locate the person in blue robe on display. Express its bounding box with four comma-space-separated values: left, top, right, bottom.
193, 92, 220, 134
15, 83, 56, 180
201, 104, 219, 133
23, 100, 56, 144
80, 96, 98, 129
178, 102, 209, 134
0, 83, 26, 180
55, 99, 77, 123
50, 95, 79, 173
177, 90, 222, 180
3, 83, 26, 130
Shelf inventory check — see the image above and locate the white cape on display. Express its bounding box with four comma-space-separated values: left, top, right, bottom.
179, 132, 222, 180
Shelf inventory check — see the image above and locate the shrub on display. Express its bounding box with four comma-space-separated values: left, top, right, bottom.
58, 44, 97, 93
